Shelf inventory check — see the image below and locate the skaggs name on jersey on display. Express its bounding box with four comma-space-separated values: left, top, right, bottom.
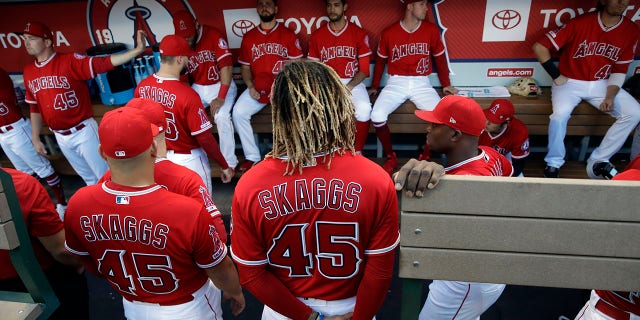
79, 214, 169, 249
258, 178, 362, 220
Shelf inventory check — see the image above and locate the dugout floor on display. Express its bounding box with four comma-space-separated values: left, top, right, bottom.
51, 174, 593, 320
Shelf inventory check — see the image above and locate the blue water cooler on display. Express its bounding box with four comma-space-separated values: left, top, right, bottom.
86, 43, 135, 106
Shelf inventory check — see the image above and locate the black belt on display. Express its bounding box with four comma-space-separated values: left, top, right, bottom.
0, 125, 14, 134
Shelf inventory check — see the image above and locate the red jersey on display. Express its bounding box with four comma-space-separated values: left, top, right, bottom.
238, 23, 303, 103
231, 153, 400, 300
187, 25, 233, 86
538, 12, 639, 81
446, 146, 514, 177
308, 20, 371, 79
376, 20, 446, 76
64, 181, 227, 305
0, 68, 23, 126
625, 154, 640, 171
0, 168, 62, 279
595, 291, 640, 316
98, 158, 226, 242
135, 74, 213, 153
479, 118, 530, 160
23, 52, 113, 130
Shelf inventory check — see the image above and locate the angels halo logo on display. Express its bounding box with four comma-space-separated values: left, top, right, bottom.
87, 0, 192, 48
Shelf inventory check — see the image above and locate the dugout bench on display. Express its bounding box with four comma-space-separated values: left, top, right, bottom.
398, 175, 640, 319
0, 170, 59, 319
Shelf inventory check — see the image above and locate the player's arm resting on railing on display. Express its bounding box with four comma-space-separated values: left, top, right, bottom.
205, 256, 246, 316
393, 159, 445, 198
109, 30, 147, 67
236, 264, 313, 319
29, 110, 47, 155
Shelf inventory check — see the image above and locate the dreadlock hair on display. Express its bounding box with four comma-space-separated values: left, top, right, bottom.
267, 60, 356, 175
596, 0, 605, 11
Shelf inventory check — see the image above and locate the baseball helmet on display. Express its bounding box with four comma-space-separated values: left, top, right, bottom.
508, 77, 542, 97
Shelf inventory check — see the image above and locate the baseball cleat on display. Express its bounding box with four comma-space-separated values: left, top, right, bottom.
586, 159, 617, 180
543, 166, 559, 178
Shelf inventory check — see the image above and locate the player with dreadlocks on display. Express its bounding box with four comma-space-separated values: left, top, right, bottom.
231, 60, 400, 320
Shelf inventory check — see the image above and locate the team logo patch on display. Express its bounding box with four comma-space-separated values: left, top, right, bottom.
115, 151, 126, 157
87, 0, 191, 48
73, 53, 86, 59
449, 117, 457, 124
218, 38, 228, 50
116, 195, 130, 204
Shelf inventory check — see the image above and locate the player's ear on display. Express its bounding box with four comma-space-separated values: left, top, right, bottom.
97, 145, 108, 161
450, 129, 462, 142
150, 140, 158, 158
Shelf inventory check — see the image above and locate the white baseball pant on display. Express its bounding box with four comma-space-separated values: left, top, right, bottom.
370, 75, 441, 123
262, 296, 375, 319
0, 118, 55, 177
545, 79, 640, 168
192, 82, 239, 168
419, 280, 505, 320
166, 147, 212, 195
631, 125, 640, 160
122, 280, 222, 320
232, 88, 267, 163
340, 79, 371, 122
52, 118, 107, 185
574, 290, 640, 320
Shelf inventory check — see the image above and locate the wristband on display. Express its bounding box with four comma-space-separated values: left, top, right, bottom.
541, 60, 561, 80
217, 83, 230, 100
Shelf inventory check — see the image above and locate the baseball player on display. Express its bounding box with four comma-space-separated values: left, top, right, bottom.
231, 61, 399, 320
533, 0, 640, 179
0, 67, 68, 216
412, 95, 511, 319
0, 167, 87, 319
479, 99, 530, 177
232, 0, 303, 173
18, 21, 147, 185
98, 98, 227, 243
368, 0, 458, 175
64, 107, 245, 319
172, 10, 240, 169
308, 0, 372, 153
135, 35, 234, 194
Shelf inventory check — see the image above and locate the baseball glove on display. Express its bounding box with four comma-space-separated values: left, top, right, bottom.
508, 77, 542, 96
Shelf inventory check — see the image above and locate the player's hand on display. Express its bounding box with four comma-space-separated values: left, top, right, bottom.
367, 87, 380, 98
393, 158, 445, 198
599, 97, 614, 112
210, 98, 225, 116
222, 290, 246, 316
553, 75, 568, 86
221, 167, 235, 183
134, 30, 147, 52
32, 138, 48, 156
325, 313, 353, 320
249, 87, 260, 100
443, 86, 459, 95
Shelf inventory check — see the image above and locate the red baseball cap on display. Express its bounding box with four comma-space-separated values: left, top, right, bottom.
172, 10, 197, 38
484, 99, 514, 124
16, 21, 53, 40
400, 0, 425, 4
99, 107, 159, 159
415, 95, 486, 136
124, 98, 166, 135
159, 34, 195, 56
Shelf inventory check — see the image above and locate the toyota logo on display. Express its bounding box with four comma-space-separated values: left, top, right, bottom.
232, 19, 256, 38
492, 9, 521, 30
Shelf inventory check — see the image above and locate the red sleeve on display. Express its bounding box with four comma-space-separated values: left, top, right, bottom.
236, 264, 312, 320
217, 55, 233, 69
192, 206, 228, 268
352, 253, 395, 320
90, 56, 115, 75
370, 56, 386, 90
195, 132, 229, 169
359, 56, 370, 78
433, 53, 451, 88
10, 169, 62, 237
70, 54, 114, 80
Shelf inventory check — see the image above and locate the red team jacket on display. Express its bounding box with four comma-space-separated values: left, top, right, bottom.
238, 22, 303, 103
307, 20, 372, 79
64, 182, 227, 305
538, 11, 639, 80
23, 53, 113, 130
186, 25, 234, 86
231, 153, 400, 300
479, 118, 530, 160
